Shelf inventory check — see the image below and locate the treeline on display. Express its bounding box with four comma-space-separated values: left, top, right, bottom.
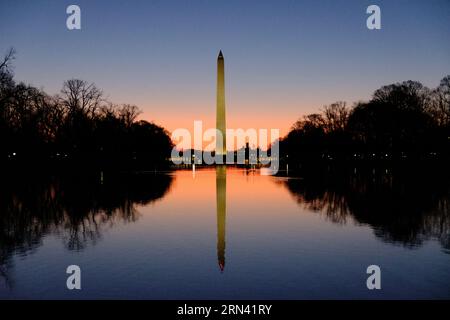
0, 48, 173, 168
280, 75, 450, 164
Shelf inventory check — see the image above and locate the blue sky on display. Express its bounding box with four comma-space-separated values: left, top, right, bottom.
1, 0, 449, 135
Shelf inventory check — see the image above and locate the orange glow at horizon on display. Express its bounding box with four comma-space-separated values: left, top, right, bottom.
140, 112, 290, 150
136, 102, 314, 150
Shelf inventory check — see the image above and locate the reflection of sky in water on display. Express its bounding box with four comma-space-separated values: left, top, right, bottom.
0, 168, 449, 299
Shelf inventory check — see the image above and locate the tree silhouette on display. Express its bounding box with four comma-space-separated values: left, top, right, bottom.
431, 76, 450, 126
0, 170, 174, 287
0, 48, 173, 168
281, 76, 450, 164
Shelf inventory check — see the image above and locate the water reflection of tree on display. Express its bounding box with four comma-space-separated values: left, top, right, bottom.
281, 166, 450, 252
0, 171, 173, 287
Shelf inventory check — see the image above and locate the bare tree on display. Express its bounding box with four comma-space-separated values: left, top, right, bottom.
292, 113, 324, 132
373, 80, 430, 112
0, 47, 15, 71
0, 48, 16, 92
60, 79, 103, 118
321, 101, 349, 133
430, 75, 450, 126
118, 104, 141, 128
98, 102, 118, 119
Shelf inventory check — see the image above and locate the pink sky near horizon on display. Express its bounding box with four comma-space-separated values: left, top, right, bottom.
136, 101, 319, 150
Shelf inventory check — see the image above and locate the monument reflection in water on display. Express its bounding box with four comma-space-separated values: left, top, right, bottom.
216, 165, 226, 272
0, 167, 449, 299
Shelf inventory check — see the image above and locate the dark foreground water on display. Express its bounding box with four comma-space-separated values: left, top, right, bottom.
0, 167, 449, 299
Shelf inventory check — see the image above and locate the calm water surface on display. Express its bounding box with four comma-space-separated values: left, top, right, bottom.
0, 167, 449, 299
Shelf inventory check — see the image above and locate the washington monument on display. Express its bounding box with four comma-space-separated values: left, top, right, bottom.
216, 50, 226, 159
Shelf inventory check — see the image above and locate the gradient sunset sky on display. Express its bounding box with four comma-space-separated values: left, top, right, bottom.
1, 0, 450, 142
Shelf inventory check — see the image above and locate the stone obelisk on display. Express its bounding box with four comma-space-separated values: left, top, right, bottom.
216, 50, 226, 160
